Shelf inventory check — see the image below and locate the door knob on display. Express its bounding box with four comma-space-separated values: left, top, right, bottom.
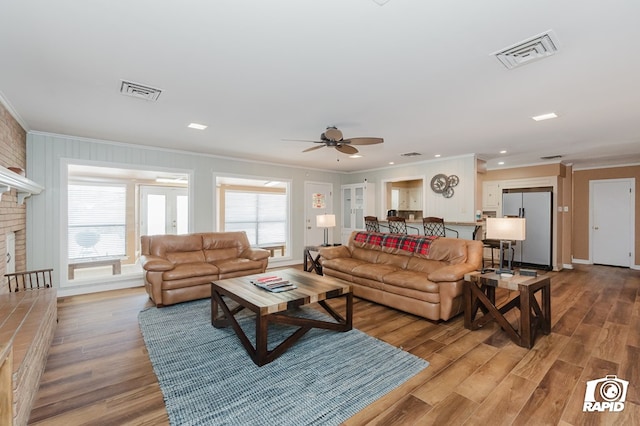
594, 226, 599, 230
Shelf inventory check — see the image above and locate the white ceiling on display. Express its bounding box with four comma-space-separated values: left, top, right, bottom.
1, 1, 639, 173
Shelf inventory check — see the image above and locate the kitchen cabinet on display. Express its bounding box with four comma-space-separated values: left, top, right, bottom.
397, 187, 422, 210
341, 182, 375, 243
409, 187, 422, 210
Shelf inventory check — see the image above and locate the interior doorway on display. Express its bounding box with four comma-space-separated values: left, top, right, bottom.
304, 181, 334, 246
590, 178, 634, 267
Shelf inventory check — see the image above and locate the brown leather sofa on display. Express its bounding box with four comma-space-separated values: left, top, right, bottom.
140, 231, 270, 307
319, 231, 483, 321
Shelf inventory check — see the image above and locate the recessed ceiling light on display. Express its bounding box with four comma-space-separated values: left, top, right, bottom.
188, 123, 208, 130
434, 154, 441, 158
500, 150, 507, 154
388, 161, 395, 165
498, 161, 505, 165
532, 112, 558, 121
349, 154, 363, 159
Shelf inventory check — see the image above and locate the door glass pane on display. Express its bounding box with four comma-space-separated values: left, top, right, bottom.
176, 195, 188, 235
354, 187, 364, 229
342, 187, 352, 229
147, 194, 166, 235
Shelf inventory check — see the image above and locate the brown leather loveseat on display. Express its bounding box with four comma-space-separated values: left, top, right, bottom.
140, 231, 270, 307
319, 231, 482, 321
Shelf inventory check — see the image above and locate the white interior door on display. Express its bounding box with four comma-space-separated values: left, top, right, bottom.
141, 186, 189, 235
590, 179, 634, 267
304, 182, 333, 246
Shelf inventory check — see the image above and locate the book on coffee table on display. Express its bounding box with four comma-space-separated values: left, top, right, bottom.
250, 276, 297, 292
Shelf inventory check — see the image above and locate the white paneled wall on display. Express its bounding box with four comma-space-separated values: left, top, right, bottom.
26, 132, 340, 294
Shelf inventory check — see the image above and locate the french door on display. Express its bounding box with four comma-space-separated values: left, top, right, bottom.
140, 186, 189, 235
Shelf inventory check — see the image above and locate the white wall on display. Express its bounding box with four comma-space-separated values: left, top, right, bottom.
26, 132, 341, 292
342, 154, 478, 222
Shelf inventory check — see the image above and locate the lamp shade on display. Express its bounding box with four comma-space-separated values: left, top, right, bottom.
486, 217, 526, 241
316, 214, 336, 228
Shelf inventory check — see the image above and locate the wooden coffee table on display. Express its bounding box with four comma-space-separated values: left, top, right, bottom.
211, 268, 353, 366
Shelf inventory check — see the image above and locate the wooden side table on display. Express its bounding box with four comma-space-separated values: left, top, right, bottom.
303, 245, 323, 275
463, 271, 551, 348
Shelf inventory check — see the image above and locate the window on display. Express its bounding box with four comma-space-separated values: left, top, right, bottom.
224, 190, 286, 245
65, 164, 190, 283
217, 176, 290, 258
68, 184, 126, 259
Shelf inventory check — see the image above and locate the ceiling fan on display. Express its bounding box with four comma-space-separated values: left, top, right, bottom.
285, 126, 383, 155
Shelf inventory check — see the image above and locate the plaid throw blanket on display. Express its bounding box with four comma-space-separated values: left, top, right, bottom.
354, 231, 438, 256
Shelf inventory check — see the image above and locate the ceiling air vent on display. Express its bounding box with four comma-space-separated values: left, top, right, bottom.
400, 152, 422, 157
493, 30, 559, 69
120, 80, 162, 101
540, 155, 563, 160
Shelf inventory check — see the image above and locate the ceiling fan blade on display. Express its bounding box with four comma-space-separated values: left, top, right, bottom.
344, 137, 384, 145
336, 144, 358, 154
303, 145, 325, 153
282, 138, 323, 143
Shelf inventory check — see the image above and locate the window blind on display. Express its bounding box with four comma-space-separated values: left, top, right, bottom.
68, 184, 126, 259
224, 190, 286, 245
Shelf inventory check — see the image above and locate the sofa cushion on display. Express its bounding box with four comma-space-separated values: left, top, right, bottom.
322, 257, 370, 274
376, 252, 411, 269
149, 234, 203, 257
381, 282, 441, 304
162, 274, 219, 290
382, 270, 440, 293
162, 263, 219, 280
427, 238, 467, 264
351, 247, 381, 263
352, 263, 398, 281
213, 258, 264, 274
405, 257, 448, 274
202, 232, 250, 261
166, 251, 206, 265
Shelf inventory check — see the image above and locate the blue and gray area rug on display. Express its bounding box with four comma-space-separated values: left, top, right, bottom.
139, 299, 429, 426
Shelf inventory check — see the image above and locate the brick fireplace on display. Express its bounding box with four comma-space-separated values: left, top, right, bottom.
0, 101, 27, 293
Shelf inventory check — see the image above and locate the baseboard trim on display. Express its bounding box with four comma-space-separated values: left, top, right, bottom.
572, 258, 591, 265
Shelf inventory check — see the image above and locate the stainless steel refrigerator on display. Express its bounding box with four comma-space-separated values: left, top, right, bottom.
502, 187, 553, 269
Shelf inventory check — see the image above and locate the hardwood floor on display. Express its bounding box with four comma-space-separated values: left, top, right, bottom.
29, 264, 639, 425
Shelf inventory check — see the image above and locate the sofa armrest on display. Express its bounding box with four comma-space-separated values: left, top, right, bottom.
428, 263, 478, 282
140, 255, 174, 272
241, 247, 271, 261
318, 245, 351, 260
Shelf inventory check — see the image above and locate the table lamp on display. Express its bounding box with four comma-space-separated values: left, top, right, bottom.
316, 214, 336, 246
485, 217, 526, 275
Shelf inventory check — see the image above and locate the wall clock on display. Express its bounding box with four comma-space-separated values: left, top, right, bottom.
430, 174, 459, 198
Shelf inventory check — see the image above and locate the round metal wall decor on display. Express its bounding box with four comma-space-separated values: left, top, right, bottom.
430, 174, 459, 198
